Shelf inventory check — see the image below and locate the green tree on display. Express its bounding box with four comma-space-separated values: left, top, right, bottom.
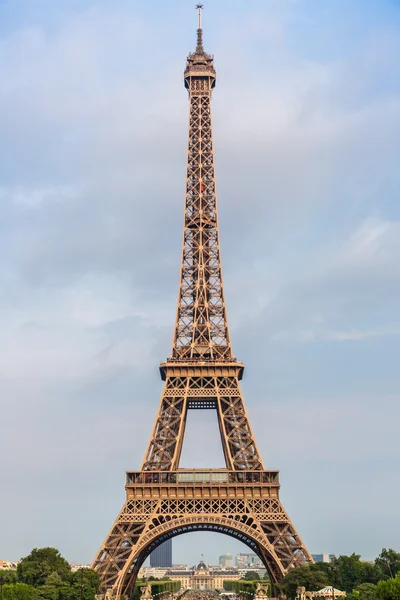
376, 575, 400, 600
280, 566, 329, 599
2, 583, 37, 600
223, 580, 263, 596
350, 583, 378, 600
332, 554, 366, 593
69, 569, 99, 600
36, 572, 69, 600
17, 549, 71, 587
0, 571, 18, 600
0, 572, 17, 587
362, 562, 382, 585
242, 572, 260, 581
314, 555, 380, 590
311, 562, 340, 588
376, 550, 400, 581
36, 583, 59, 600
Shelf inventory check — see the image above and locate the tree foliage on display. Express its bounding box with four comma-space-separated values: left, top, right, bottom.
36, 571, 71, 600
17, 549, 71, 587
279, 565, 329, 599
376, 575, 400, 600
280, 551, 400, 599
2, 583, 37, 600
224, 580, 268, 596
241, 572, 260, 581
376, 550, 400, 581
5, 548, 99, 600
0, 572, 18, 586
332, 554, 372, 593
347, 582, 378, 600
70, 569, 100, 600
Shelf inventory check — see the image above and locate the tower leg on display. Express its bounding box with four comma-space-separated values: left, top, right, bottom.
93, 486, 313, 599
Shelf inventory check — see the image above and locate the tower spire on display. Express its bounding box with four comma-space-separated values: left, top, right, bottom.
195, 3, 204, 53
178, 6, 224, 361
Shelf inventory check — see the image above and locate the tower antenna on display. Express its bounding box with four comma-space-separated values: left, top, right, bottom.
196, 3, 203, 30
195, 4, 204, 53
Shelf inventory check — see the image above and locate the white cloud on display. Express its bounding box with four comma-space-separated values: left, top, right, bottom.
339, 217, 400, 268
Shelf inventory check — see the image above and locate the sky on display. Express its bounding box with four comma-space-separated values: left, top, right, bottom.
0, 0, 399, 568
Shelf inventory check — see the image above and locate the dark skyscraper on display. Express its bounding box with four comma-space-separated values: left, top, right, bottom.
150, 539, 172, 567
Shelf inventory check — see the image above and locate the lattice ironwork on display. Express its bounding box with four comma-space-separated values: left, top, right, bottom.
172, 14, 229, 362
92, 8, 313, 599
93, 491, 311, 598
141, 373, 263, 471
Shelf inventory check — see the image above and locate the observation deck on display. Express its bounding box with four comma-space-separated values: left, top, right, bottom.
125, 469, 280, 500
159, 359, 244, 380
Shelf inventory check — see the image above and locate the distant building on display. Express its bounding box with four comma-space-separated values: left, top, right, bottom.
236, 553, 262, 569
312, 554, 336, 563
70, 565, 91, 572
166, 560, 240, 590
150, 539, 172, 568
138, 566, 169, 579
219, 554, 233, 568
0, 561, 18, 570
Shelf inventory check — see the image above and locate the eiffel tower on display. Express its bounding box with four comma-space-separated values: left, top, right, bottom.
92, 6, 313, 598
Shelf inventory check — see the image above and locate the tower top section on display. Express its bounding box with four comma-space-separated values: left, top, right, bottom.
184, 4, 216, 89
196, 4, 204, 53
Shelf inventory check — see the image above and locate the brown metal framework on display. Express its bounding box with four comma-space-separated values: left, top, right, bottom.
92, 8, 313, 598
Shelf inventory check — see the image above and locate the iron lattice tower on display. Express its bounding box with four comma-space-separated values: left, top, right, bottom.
92, 7, 313, 598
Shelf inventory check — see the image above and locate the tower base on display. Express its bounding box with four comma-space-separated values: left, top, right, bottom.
92, 470, 312, 599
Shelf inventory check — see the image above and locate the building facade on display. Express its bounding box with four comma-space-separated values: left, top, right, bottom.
219, 554, 233, 568
0, 561, 18, 570
312, 554, 336, 563
70, 565, 91, 572
166, 561, 240, 590
138, 567, 169, 579
236, 553, 262, 569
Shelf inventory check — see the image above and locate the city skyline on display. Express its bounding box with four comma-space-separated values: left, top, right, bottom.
0, 0, 399, 566
0, 547, 331, 571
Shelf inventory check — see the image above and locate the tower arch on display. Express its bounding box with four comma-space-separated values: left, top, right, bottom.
114, 517, 286, 599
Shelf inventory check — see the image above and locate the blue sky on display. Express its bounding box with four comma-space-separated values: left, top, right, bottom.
0, 0, 399, 567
